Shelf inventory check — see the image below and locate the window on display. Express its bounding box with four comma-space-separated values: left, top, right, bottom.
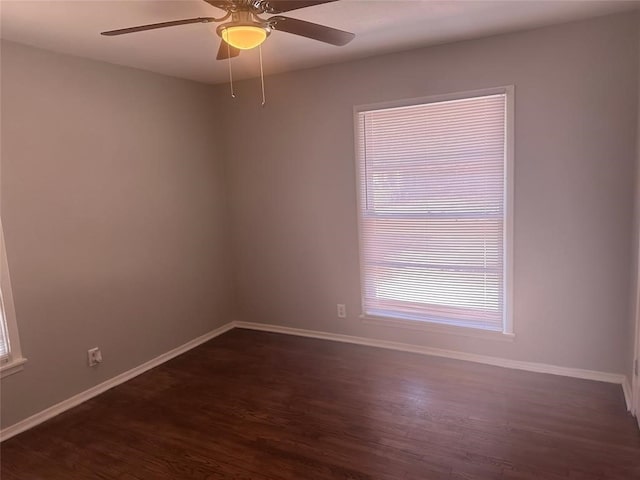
355, 87, 513, 335
0, 219, 26, 377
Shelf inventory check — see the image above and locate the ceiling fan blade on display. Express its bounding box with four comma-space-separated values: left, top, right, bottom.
217, 40, 240, 60
263, 1, 338, 14
101, 17, 216, 36
269, 16, 354, 46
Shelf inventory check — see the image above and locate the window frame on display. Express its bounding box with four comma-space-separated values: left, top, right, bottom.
0, 218, 26, 378
353, 86, 514, 340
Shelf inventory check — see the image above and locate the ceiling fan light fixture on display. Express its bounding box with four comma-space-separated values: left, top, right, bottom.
220, 24, 269, 50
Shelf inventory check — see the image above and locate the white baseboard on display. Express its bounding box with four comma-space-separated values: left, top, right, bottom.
0, 322, 235, 442
234, 321, 628, 387
622, 376, 633, 412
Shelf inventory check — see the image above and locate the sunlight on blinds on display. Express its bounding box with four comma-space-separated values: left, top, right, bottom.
357, 93, 507, 331
0, 292, 9, 360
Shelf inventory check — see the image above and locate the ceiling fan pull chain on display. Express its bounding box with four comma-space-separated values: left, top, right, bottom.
226, 38, 236, 98
259, 45, 266, 106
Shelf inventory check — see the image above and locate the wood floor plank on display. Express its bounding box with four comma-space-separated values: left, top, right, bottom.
2, 329, 639, 479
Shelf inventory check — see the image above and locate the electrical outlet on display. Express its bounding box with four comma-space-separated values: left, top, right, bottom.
337, 304, 346, 318
88, 347, 102, 367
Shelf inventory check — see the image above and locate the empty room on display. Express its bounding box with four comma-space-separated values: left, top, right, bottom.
1, 0, 640, 478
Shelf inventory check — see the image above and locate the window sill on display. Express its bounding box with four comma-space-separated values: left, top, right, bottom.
361, 315, 515, 342
1, 357, 27, 379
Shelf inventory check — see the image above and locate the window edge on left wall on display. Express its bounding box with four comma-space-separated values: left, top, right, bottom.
0, 218, 26, 379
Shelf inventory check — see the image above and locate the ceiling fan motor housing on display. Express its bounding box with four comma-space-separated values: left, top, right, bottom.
204, 0, 274, 15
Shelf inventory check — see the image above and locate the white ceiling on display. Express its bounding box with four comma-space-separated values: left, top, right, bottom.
1, 0, 638, 84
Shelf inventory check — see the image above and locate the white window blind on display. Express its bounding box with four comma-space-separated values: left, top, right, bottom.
356, 92, 509, 332
0, 295, 9, 361
0, 220, 24, 376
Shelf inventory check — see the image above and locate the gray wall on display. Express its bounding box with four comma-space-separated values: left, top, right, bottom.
0, 41, 231, 428
218, 13, 639, 375
632, 15, 640, 395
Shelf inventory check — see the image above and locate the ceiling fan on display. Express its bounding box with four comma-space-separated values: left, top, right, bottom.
101, 0, 355, 60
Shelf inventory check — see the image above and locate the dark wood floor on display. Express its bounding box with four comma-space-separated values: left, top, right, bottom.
2, 329, 639, 479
